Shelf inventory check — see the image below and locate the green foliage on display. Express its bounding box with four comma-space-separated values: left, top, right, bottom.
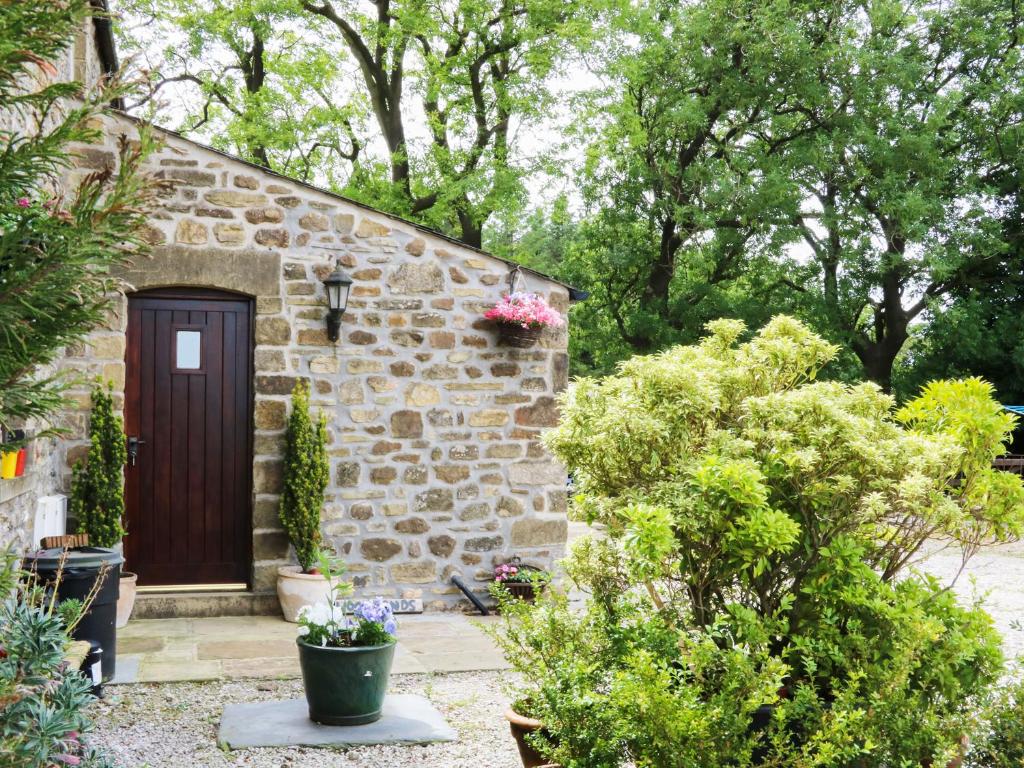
0, 0, 157, 435
118, 0, 596, 246
893, 281, 1024, 407
0, 550, 113, 767
551, 0, 1024, 388
71, 383, 128, 549
118, 0, 360, 183
280, 379, 329, 572
495, 317, 1024, 765
967, 675, 1024, 768
490, 556, 790, 768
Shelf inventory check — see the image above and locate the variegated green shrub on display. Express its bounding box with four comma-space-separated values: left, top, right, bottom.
548, 316, 1024, 625
500, 316, 1024, 766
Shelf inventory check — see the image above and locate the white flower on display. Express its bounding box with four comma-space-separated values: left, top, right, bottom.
299, 600, 334, 627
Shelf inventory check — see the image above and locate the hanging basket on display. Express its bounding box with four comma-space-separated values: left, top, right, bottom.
497, 324, 543, 348
504, 581, 545, 602
496, 557, 549, 603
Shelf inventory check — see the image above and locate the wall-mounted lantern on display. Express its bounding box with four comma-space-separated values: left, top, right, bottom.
323, 266, 353, 342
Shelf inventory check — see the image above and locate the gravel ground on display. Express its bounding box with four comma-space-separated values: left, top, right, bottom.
90, 671, 521, 768
917, 540, 1024, 660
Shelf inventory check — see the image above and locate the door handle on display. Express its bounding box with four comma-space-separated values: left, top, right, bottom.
127, 436, 146, 467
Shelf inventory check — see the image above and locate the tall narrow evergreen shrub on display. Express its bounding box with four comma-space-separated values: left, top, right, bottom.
280, 379, 329, 572
70, 383, 127, 548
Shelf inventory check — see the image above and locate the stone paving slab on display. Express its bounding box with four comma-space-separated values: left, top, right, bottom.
217, 694, 457, 749
111, 612, 504, 684
109, 656, 140, 685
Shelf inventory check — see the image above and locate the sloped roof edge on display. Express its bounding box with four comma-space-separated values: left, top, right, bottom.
110, 112, 584, 299
88, 3, 581, 297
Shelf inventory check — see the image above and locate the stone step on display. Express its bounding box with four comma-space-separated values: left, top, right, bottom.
132, 591, 279, 619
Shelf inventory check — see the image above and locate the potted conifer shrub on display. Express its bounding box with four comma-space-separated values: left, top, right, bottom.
277, 379, 331, 622
70, 382, 136, 628
296, 551, 398, 725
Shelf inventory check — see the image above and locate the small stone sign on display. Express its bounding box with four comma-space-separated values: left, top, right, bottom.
336, 597, 423, 614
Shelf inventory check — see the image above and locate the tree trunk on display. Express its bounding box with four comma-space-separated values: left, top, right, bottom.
240, 28, 271, 169
646, 218, 681, 303
852, 271, 910, 393
457, 209, 483, 250
854, 341, 899, 393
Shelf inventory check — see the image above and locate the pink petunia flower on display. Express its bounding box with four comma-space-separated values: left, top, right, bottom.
484, 292, 564, 330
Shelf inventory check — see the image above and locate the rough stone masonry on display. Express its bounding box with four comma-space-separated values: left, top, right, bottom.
51, 113, 572, 610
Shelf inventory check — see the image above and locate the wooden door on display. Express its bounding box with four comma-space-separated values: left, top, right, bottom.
124, 289, 253, 586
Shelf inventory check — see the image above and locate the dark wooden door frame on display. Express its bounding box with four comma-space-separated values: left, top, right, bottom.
124, 287, 255, 588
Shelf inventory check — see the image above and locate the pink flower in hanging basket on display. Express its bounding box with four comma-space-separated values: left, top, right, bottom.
484, 292, 564, 330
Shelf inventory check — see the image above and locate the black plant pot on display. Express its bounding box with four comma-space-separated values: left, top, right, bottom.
296, 638, 395, 725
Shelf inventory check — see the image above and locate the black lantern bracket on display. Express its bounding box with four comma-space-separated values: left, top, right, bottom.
322, 264, 353, 342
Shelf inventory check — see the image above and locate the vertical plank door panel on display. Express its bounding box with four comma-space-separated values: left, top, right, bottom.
124, 290, 253, 586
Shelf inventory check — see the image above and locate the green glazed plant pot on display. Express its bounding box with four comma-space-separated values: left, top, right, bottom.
297, 638, 396, 725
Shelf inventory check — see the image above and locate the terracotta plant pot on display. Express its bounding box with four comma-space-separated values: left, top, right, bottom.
297, 638, 395, 725
505, 707, 558, 768
277, 565, 332, 623
115, 571, 138, 628
497, 324, 542, 348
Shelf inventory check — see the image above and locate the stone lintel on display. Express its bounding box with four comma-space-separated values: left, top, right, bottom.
114, 245, 281, 298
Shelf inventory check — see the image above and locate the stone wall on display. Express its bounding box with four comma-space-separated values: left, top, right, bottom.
58, 113, 571, 609
0, 439, 64, 553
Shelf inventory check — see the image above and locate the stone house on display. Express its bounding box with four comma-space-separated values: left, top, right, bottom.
0, 3, 579, 616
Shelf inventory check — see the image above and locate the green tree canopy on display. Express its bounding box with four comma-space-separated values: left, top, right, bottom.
120, 0, 595, 247
559, 0, 1023, 388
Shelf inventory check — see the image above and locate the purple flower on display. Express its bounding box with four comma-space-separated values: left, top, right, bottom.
383, 617, 398, 636
353, 596, 394, 625
16, 197, 30, 208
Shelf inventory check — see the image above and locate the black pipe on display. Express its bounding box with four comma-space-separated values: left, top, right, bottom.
450, 575, 489, 615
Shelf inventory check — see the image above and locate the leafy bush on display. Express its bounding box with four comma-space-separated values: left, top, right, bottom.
492, 562, 789, 768
496, 317, 1024, 766
0, 551, 112, 767
279, 379, 329, 572
966, 675, 1024, 768
71, 383, 127, 548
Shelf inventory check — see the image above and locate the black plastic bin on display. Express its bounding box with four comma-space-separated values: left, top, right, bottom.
23, 546, 123, 681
